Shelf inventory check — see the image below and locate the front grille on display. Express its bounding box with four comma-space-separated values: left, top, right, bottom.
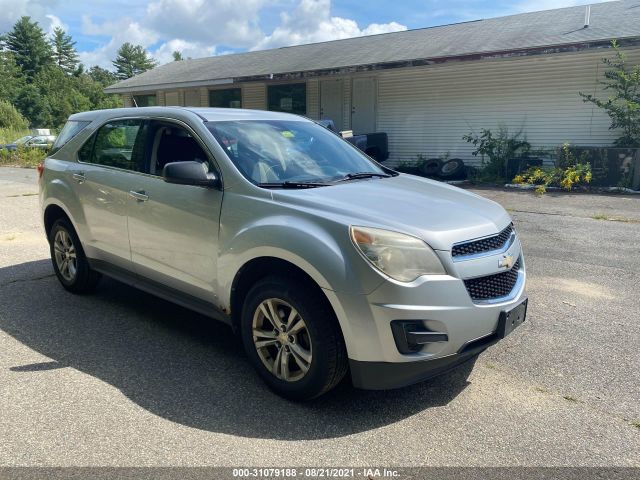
452, 223, 513, 258
464, 257, 521, 301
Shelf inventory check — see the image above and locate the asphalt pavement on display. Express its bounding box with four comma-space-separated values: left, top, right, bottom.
0, 167, 638, 467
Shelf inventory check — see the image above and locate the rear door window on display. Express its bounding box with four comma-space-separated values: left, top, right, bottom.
80, 119, 147, 172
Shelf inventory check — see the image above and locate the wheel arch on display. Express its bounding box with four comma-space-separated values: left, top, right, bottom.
43, 201, 76, 237
229, 254, 358, 353
230, 256, 327, 327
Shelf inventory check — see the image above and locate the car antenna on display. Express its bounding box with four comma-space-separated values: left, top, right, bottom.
132, 96, 138, 107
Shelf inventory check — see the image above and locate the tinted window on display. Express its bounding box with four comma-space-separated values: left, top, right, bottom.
133, 95, 156, 107
267, 83, 306, 114
52, 121, 90, 152
209, 88, 242, 108
82, 119, 147, 172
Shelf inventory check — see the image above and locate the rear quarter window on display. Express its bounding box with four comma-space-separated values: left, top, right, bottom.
51, 120, 91, 153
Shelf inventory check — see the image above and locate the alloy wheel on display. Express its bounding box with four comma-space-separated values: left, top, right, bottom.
53, 229, 77, 282
252, 298, 313, 382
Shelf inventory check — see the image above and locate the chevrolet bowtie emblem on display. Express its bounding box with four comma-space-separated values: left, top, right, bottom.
498, 253, 515, 269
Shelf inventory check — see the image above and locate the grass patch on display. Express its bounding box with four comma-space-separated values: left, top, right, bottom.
0, 128, 30, 145
534, 386, 548, 393
592, 214, 638, 223
0, 147, 46, 169
0, 128, 47, 169
632, 420, 640, 430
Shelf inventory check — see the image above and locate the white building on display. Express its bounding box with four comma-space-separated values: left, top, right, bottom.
106, 1, 640, 167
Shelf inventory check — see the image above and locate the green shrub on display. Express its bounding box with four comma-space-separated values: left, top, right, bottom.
463, 125, 531, 181
0, 99, 29, 130
0, 146, 47, 168
513, 163, 592, 194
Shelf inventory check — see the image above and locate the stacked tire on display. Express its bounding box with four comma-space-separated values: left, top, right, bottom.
419, 158, 466, 180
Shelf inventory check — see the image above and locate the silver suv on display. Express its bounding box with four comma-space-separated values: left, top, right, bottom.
39, 107, 527, 400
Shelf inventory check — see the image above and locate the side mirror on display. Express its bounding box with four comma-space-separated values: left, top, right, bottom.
162, 161, 219, 188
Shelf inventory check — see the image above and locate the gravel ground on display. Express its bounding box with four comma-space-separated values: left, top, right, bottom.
0, 167, 638, 467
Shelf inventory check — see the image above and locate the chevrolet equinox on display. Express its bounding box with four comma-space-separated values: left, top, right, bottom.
39, 107, 527, 400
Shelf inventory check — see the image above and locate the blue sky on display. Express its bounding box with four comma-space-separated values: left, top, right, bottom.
0, 0, 612, 68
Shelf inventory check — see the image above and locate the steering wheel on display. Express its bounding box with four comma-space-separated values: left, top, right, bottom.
261, 163, 284, 181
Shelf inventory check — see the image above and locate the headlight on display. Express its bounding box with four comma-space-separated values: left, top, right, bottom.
350, 226, 446, 282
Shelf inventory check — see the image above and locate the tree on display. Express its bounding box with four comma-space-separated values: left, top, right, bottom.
580, 41, 640, 147
0, 99, 29, 129
112, 42, 157, 79
51, 27, 79, 75
87, 65, 118, 86
0, 50, 26, 103
172, 50, 184, 61
5, 16, 53, 78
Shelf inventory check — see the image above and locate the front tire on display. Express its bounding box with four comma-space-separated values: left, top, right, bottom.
49, 219, 101, 293
240, 275, 347, 400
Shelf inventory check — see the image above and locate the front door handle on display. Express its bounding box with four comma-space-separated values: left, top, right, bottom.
129, 190, 149, 202
72, 172, 85, 184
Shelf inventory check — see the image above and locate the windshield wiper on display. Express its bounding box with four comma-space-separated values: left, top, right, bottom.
257, 181, 331, 189
337, 172, 392, 182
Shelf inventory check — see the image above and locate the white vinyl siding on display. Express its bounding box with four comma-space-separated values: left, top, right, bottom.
164, 91, 181, 106
377, 48, 640, 167
242, 83, 267, 110
306, 79, 319, 119
184, 89, 200, 107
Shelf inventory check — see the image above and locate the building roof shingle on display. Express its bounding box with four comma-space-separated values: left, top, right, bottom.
106, 0, 640, 93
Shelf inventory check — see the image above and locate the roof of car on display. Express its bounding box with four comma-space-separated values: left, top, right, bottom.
105, 0, 640, 93
69, 107, 311, 123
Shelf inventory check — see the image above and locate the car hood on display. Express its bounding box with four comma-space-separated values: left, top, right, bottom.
271, 174, 511, 251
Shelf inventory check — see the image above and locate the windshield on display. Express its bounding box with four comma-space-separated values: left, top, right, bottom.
14, 136, 33, 145
206, 120, 386, 185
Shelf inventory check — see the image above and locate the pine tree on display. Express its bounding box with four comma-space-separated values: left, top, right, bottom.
5, 16, 53, 78
88, 65, 118, 86
112, 43, 157, 80
172, 50, 184, 61
51, 27, 79, 75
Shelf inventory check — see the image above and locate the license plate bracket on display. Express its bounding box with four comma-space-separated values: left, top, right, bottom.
498, 298, 528, 339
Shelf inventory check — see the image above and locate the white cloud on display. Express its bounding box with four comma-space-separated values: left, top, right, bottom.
151, 38, 215, 64
252, 0, 407, 51
145, 0, 267, 47
0, 0, 63, 34
78, 15, 160, 69
44, 14, 66, 37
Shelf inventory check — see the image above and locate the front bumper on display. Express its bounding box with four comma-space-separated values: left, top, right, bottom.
349, 300, 525, 389
322, 238, 527, 389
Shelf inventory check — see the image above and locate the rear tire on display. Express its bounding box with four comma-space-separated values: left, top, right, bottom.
240, 275, 348, 400
49, 219, 101, 294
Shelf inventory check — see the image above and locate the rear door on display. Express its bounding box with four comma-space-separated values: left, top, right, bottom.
72, 118, 147, 271
126, 119, 223, 302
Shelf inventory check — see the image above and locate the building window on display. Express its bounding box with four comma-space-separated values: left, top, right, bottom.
209, 88, 242, 108
268, 83, 306, 114
133, 94, 157, 107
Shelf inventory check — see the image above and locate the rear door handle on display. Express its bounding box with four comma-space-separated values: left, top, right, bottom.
129, 190, 149, 202
72, 172, 85, 183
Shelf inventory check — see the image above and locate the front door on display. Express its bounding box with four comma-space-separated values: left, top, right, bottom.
126, 120, 222, 302
320, 79, 343, 130
351, 77, 376, 134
